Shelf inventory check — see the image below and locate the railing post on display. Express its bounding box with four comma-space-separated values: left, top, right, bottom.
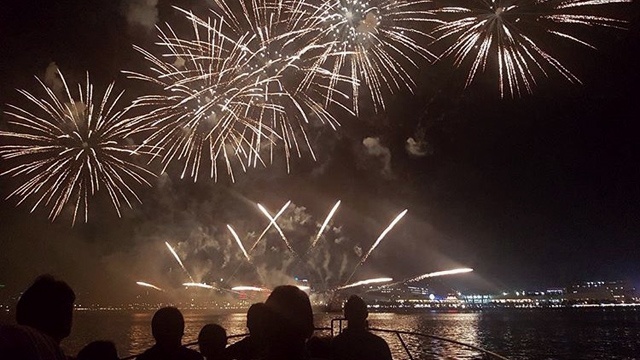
330, 318, 346, 337
395, 332, 415, 360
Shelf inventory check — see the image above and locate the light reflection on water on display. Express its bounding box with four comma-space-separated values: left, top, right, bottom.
4, 309, 640, 359
368, 312, 483, 359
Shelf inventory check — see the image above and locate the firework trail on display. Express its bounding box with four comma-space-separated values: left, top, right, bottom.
0, 70, 154, 224
227, 224, 251, 261
250, 200, 291, 251
360, 209, 408, 264
309, 200, 341, 250
298, 0, 438, 113
165, 241, 195, 282
257, 203, 296, 254
335, 277, 393, 290
182, 282, 215, 289
403, 267, 473, 283
345, 209, 408, 283
126, 10, 282, 182
431, 0, 630, 97
227, 200, 291, 285
136, 281, 164, 291
375, 268, 474, 289
184, 282, 242, 295
231, 285, 269, 292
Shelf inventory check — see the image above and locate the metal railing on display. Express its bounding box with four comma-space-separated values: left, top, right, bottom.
330, 318, 508, 360
121, 320, 509, 360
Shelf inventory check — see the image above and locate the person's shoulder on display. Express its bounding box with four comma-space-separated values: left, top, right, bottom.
330, 331, 352, 353
229, 335, 252, 347
136, 345, 157, 360
368, 332, 392, 358
226, 335, 250, 353
330, 331, 347, 344
0, 324, 67, 360
180, 346, 203, 360
366, 331, 390, 346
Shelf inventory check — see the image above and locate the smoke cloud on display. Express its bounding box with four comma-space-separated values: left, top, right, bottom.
405, 126, 432, 157
406, 137, 431, 157
122, 0, 159, 32
362, 137, 392, 176
44, 62, 64, 96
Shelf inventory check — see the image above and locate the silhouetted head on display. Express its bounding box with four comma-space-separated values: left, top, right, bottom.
151, 307, 185, 346
16, 275, 75, 342
77, 341, 118, 360
198, 323, 227, 359
344, 295, 368, 329
246, 302, 267, 336
264, 285, 314, 358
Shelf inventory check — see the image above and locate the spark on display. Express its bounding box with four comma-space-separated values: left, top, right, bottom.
227, 224, 251, 261
0, 70, 154, 224
183, 282, 215, 289
336, 277, 393, 290
431, 0, 630, 97
136, 281, 164, 292
310, 200, 341, 249
345, 209, 408, 283
231, 285, 269, 292
300, 0, 438, 113
165, 241, 195, 282
257, 203, 296, 253
250, 200, 291, 251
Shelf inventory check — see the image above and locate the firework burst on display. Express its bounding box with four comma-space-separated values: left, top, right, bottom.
203, 2, 349, 171
0, 70, 154, 224
300, 0, 438, 113
431, 0, 630, 97
126, 11, 281, 182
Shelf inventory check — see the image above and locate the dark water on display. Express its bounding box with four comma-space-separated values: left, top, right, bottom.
2, 309, 640, 359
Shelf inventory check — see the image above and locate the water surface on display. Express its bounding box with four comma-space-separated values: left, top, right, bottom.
3, 309, 640, 359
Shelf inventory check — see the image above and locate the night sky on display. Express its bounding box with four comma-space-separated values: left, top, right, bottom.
1, 0, 639, 304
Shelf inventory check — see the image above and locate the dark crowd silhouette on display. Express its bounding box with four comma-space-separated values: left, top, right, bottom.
0, 276, 394, 360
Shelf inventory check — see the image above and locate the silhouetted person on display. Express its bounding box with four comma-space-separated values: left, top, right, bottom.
263, 285, 315, 360
198, 324, 228, 360
225, 302, 267, 360
77, 340, 119, 360
331, 295, 392, 360
307, 336, 331, 359
136, 307, 202, 360
0, 275, 75, 360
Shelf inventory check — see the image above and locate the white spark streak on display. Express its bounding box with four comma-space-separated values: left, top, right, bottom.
311, 200, 341, 249
227, 224, 251, 261
136, 281, 164, 291
165, 241, 195, 282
